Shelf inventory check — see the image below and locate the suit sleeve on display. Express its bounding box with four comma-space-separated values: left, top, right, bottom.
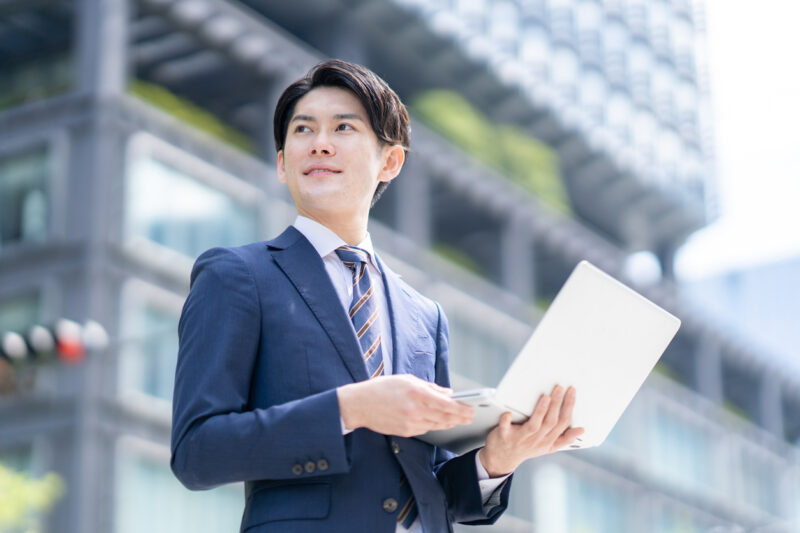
170, 247, 350, 490
431, 303, 513, 525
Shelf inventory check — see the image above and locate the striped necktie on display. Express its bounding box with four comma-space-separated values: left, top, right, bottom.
335, 246, 384, 378
336, 246, 418, 529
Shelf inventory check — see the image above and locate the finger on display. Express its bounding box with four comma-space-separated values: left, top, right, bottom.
522, 394, 550, 433
551, 426, 585, 450
541, 385, 565, 431
420, 391, 474, 419
547, 386, 577, 438
424, 381, 454, 394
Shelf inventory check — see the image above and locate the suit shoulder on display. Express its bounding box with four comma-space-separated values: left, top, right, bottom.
190, 242, 270, 284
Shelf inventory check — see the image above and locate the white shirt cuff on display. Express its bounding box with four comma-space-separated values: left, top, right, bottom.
340, 416, 355, 435
475, 449, 511, 503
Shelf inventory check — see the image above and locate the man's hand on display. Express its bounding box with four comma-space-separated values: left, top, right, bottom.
478, 385, 585, 477
337, 375, 474, 437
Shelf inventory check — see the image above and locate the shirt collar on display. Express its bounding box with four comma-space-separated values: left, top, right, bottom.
292, 215, 381, 272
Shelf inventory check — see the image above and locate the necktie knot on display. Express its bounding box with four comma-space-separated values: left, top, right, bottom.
335, 246, 370, 270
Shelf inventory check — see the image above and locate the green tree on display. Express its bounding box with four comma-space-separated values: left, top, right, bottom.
0, 464, 64, 533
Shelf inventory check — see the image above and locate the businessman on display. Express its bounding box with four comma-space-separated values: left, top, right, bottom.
171, 59, 583, 532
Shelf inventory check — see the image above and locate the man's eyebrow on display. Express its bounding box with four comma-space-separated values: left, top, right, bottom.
290, 114, 316, 123
333, 113, 365, 121
290, 113, 365, 123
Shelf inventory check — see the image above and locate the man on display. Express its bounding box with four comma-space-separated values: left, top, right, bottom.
171, 59, 583, 532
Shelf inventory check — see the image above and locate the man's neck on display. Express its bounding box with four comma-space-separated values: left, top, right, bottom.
296, 210, 368, 246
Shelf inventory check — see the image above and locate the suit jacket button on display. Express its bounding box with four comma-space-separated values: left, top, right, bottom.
382, 498, 398, 513
317, 459, 329, 471
305, 461, 316, 473
292, 464, 303, 476
391, 441, 400, 454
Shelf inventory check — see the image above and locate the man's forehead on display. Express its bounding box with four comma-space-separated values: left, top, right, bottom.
291, 86, 367, 120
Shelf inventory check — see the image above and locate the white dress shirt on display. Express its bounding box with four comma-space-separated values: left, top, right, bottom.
293, 216, 510, 532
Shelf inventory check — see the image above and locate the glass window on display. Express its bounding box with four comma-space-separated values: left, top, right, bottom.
651, 504, 708, 533
552, 46, 580, 92
565, 470, 632, 532
579, 70, 606, 121
576, 1, 602, 32
125, 137, 259, 261
0, 147, 49, 250
448, 314, 514, 387
0, 293, 41, 335
735, 449, 780, 515
606, 91, 632, 140
647, 405, 715, 493
655, 127, 680, 183
115, 445, 242, 533
118, 282, 181, 402
521, 26, 551, 80
489, 1, 519, 36
0, 445, 33, 473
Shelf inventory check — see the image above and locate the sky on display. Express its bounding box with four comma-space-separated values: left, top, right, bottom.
674, 0, 800, 280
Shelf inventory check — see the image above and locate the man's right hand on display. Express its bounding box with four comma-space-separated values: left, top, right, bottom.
337, 375, 474, 437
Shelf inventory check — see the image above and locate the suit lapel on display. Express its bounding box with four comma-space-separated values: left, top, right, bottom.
268, 227, 369, 383
377, 255, 420, 376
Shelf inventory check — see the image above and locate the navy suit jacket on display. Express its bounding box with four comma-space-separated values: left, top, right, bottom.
170, 226, 512, 532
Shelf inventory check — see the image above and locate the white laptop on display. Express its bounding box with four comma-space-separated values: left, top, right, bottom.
419, 260, 681, 454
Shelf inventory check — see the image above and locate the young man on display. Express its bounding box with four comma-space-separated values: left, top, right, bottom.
171, 59, 583, 532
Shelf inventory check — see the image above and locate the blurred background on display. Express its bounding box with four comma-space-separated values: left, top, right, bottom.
0, 0, 798, 532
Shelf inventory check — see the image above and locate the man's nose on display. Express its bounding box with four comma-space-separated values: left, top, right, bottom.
310, 132, 334, 155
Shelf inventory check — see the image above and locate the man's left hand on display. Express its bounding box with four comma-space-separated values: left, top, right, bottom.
478, 385, 584, 478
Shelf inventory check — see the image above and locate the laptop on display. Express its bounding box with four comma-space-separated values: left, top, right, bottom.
419, 260, 681, 454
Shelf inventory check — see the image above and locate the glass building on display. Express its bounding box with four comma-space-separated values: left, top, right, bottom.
0, 1, 798, 532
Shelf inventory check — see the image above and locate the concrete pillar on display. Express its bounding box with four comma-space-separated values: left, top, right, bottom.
758, 373, 784, 437
75, 0, 129, 96
257, 75, 297, 165
694, 333, 724, 403
500, 212, 535, 302
394, 157, 432, 247
59, 3, 131, 532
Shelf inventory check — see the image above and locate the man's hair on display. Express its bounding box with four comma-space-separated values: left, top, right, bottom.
273, 59, 411, 205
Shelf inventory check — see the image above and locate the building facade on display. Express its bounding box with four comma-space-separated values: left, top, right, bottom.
0, 1, 798, 532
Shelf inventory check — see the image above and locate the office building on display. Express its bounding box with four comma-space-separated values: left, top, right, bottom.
0, 1, 798, 531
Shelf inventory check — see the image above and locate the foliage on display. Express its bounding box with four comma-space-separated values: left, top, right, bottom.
0, 464, 64, 533
432, 243, 484, 276
129, 79, 255, 154
410, 90, 571, 215
0, 54, 72, 113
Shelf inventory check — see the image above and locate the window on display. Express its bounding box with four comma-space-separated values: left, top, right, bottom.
115, 441, 242, 533
118, 281, 182, 402
647, 405, 715, 493
535, 463, 634, 532
0, 147, 49, 250
521, 26, 551, 81
566, 472, 631, 532
448, 314, 513, 387
489, 0, 520, 52
124, 134, 260, 262
0, 293, 41, 335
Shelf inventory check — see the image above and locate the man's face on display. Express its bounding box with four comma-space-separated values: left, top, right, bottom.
277, 86, 403, 222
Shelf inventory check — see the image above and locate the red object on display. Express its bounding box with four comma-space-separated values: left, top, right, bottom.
57, 338, 85, 364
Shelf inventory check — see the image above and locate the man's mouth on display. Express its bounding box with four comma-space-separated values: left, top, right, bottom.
304, 166, 342, 176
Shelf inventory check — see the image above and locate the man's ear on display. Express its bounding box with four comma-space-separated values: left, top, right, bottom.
378, 144, 406, 183
277, 150, 286, 183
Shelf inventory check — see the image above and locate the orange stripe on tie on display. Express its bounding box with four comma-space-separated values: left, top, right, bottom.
363, 335, 381, 361
349, 285, 374, 318
357, 309, 379, 338
371, 360, 385, 379
396, 495, 415, 523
